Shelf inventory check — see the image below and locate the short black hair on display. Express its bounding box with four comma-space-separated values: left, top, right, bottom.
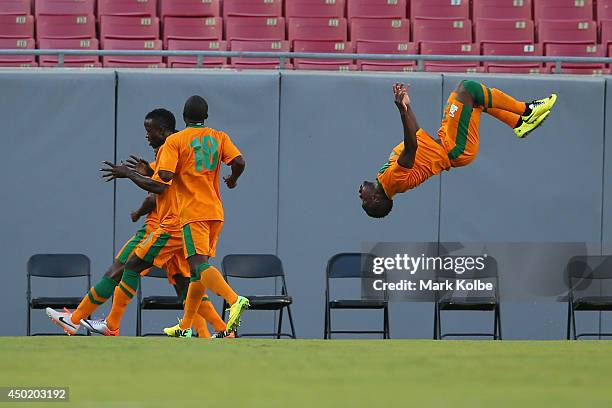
363, 198, 393, 218
145, 108, 176, 132
183, 95, 209, 123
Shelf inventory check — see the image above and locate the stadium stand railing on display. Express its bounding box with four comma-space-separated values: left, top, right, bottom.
3, 0, 612, 73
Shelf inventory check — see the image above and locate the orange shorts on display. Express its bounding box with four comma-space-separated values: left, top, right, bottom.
115, 223, 153, 264
181, 221, 223, 258
439, 91, 482, 168
158, 254, 190, 285
134, 227, 184, 268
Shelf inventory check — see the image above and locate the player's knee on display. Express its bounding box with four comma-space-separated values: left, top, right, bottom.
460, 80, 484, 106
124, 255, 147, 272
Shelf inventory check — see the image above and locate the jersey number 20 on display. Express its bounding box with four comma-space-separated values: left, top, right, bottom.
190, 136, 219, 172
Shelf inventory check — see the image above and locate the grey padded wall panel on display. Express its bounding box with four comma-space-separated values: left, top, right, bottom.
278, 72, 443, 339
439, 74, 606, 339
0, 70, 116, 335
114, 71, 280, 335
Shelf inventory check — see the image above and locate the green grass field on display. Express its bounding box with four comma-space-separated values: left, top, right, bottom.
1, 338, 611, 408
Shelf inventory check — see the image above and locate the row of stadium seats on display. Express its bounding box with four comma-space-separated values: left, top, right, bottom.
1, 0, 612, 72
2, 0, 612, 21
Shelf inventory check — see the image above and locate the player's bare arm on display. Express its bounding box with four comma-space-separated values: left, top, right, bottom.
394, 83, 419, 169
100, 161, 167, 194
130, 193, 156, 222
223, 155, 246, 189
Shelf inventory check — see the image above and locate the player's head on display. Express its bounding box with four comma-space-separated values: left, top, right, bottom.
359, 181, 393, 218
183, 95, 209, 125
144, 108, 176, 148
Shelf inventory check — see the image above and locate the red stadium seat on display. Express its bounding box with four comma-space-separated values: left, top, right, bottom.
346, 0, 407, 19
0, 14, 33, 38
223, 0, 282, 17
100, 16, 160, 42
163, 17, 222, 47
601, 20, 612, 48
226, 16, 285, 41
294, 61, 355, 70
545, 43, 604, 73
102, 38, 164, 67
0, 60, 36, 66
98, 0, 156, 17
534, 0, 593, 21
285, 0, 346, 18
538, 20, 596, 45
598, 0, 612, 21
38, 38, 99, 66
167, 39, 227, 67
475, 19, 534, 45
350, 18, 410, 42
473, 0, 532, 21
160, 0, 220, 18
35, 0, 93, 16
230, 39, 290, 68
410, 0, 469, 20
482, 43, 542, 73
0, 0, 30, 15
288, 17, 347, 43
420, 41, 480, 72
412, 19, 472, 44
356, 41, 417, 72
37, 15, 96, 40
551, 67, 609, 74
0, 37, 35, 65
293, 39, 353, 68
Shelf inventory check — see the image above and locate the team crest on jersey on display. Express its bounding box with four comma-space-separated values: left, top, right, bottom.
449, 104, 459, 118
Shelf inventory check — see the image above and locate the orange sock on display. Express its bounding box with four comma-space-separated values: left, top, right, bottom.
192, 313, 210, 338
485, 108, 521, 129
105, 269, 139, 331
484, 85, 527, 115
197, 296, 226, 332
71, 276, 118, 325
180, 281, 206, 330
197, 264, 238, 306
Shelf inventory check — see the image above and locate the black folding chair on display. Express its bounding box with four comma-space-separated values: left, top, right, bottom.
27, 254, 91, 336
567, 255, 612, 340
324, 253, 389, 339
221, 254, 296, 339
433, 256, 501, 340
137, 267, 184, 336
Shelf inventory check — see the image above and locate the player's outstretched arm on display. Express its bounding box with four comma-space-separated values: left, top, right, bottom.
393, 83, 419, 169
100, 161, 167, 194
130, 193, 156, 222
223, 155, 245, 189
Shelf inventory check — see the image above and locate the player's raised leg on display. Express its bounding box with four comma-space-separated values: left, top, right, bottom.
461, 80, 557, 138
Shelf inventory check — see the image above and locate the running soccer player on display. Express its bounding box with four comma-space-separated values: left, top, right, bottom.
106, 95, 248, 338
359, 80, 557, 218
47, 108, 225, 337
97, 97, 248, 338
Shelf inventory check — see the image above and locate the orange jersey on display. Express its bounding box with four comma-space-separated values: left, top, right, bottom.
377, 129, 451, 198
145, 160, 160, 227
154, 126, 241, 225
151, 146, 181, 231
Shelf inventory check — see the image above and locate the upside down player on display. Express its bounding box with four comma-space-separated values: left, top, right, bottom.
100, 97, 249, 338
359, 81, 557, 218
47, 109, 226, 337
